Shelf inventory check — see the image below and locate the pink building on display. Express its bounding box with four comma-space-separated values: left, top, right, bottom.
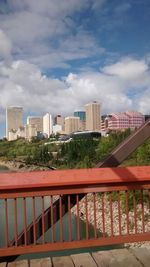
102, 111, 145, 131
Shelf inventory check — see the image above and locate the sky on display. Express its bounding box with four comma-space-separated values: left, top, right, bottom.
0, 0, 150, 137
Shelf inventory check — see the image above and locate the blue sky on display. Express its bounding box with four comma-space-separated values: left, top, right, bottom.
0, 0, 150, 137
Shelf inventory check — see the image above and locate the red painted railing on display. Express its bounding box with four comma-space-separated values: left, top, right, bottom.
0, 166, 150, 257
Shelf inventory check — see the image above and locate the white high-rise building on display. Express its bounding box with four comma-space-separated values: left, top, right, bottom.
85, 101, 101, 131
6, 106, 23, 139
43, 113, 53, 138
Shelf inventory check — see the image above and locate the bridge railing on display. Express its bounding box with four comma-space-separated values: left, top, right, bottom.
0, 166, 150, 257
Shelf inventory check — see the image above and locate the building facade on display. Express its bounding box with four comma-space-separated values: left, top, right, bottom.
53, 124, 62, 135
74, 111, 86, 131
8, 126, 26, 141
102, 111, 145, 131
27, 116, 43, 132
85, 101, 101, 131
74, 111, 86, 121
6, 106, 23, 139
25, 124, 37, 141
65, 116, 80, 134
43, 113, 53, 138
54, 115, 65, 131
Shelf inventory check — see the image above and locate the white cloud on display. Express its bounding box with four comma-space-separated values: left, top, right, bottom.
30, 31, 104, 68
0, 57, 149, 125
137, 88, 150, 114
0, 0, 104, 68
102, 57, 148, 80
8, 0, 87, 15
0, 29, 12, 59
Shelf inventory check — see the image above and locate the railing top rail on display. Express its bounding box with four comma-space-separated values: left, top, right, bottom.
0, 166, 150, 191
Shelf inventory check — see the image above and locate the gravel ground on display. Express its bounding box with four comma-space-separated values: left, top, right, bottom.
71, 192, 150, 248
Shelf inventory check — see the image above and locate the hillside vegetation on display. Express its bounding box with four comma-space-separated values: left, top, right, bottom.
0, 130, 149, 169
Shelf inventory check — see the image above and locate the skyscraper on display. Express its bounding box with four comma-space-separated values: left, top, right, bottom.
25, 124, 37, 141
54, 115, 65, 131
74, 111, 86, 131
27, 116, 43, 132
85, 101, 101, 131
65, 116, 80, 134
43, 113, 53, 138
74, 111, 86, 121
6, 106, 23, 139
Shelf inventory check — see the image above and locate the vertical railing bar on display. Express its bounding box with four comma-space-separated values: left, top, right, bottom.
42, 196, 45, 244
50, 196, 54, 242
32, 197, 36, 244
141, 190, 145, 233
59, 195, 63, 242
85, 194, 88, 240
68, 195, 72, 242
93, 193, 97, 238
133, 190, 137, 234
126, 191, 129, 235
23, 197, 27, 246
14, 198, 18, 246
76, 194, 80, 241
5, 199, 9, 247
118, 191, 121, 236
110, 192, 113, 236
148, 189, 150, 212
102, 192, 105, 237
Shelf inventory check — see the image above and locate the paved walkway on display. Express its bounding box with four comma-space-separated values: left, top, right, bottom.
1, 247, 150, 266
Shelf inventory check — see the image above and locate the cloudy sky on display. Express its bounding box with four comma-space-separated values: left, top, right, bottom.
0, 0, 150, 136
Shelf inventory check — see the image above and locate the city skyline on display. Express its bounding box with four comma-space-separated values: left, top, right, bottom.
5, 102, 146, 140
0, 1, 150, 137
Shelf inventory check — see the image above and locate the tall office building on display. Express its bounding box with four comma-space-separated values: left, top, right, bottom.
54, 115, 65, 131
74, 111, 86, 131
6, 106, 23, 139
43, 113, 53, 138
65, 116, 80, 134
74, 111, 86, 121
25, 124, 37, 141
27, 116, 43, 132
85, 101, 101, 131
